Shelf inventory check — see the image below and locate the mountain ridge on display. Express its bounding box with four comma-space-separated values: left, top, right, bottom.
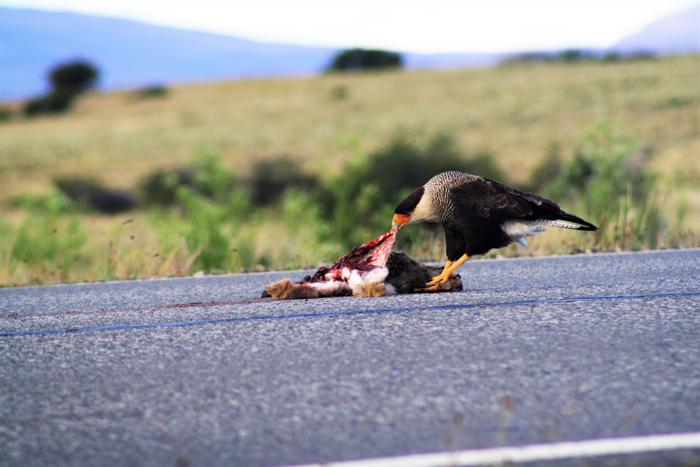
615, 4, 700, 54
2, 5, 698, 100
0, 7, 501, 100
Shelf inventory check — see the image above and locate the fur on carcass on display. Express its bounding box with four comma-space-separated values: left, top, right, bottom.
262, 229, 462, 299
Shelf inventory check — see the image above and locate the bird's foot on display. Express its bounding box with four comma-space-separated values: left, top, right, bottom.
419, 273, 452, 292
425, 271, 451, 288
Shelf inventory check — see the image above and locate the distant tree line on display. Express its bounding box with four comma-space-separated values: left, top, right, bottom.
500, 49, 656, 66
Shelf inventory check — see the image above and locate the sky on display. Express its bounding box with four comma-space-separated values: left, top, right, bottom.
1, 0, 698, 53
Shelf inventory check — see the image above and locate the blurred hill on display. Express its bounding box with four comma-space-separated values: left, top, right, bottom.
0, 7, 501, 100
0, 7, 332, 99
614, 4, 700, 54
1, 54, 697, 201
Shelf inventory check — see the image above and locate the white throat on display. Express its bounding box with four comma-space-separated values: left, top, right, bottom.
410, 189, 438, 223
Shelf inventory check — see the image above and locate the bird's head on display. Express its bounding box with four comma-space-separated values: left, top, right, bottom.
392, 186, 432, 229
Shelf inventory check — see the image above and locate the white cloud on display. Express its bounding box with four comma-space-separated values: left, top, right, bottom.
2, 0, 697, 52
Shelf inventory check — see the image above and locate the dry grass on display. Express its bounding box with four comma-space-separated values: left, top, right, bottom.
2, 55, 699, 193
0, 55, 698, 285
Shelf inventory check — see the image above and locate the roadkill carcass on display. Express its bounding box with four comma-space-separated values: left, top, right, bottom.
263, 229, 462, 299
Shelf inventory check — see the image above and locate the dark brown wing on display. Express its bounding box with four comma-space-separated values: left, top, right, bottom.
449, 176, 595, 228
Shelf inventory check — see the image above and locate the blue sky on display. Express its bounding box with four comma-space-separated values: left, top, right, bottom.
2, 0, 698, 53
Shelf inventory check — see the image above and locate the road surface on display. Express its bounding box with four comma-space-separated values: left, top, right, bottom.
1, 249, 699, 466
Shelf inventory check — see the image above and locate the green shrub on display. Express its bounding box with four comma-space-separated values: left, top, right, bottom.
140, 151, 236, 206
531, 124, 663, 250
5, 190, 76, 214
547, 127, 655, 214
277, 189, 343, 266
330, 134, 504, 208
140, 168, 198, 205
658, 96, 693, 109
190, 151, 237, 202
525, 144, 563, 192
176, 187, 232, 270
248, 156, 319, 206
54, 176, 137, 214
160, 175, 254, 272
320, 134, 506, 248
54, 177, 102, 203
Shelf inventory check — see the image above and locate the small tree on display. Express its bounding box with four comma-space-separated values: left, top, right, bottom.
327, 48, 403, 72
49, 61, 99, 95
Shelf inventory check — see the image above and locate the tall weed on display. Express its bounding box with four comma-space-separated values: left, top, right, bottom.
533, 123, 663, 251
9, 211, 87, 283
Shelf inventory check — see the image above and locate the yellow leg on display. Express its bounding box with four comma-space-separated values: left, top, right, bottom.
425, 260, 453, 287
422, 254, 469, 291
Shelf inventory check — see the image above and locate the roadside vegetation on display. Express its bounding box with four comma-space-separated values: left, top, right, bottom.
0, 55, 698, 285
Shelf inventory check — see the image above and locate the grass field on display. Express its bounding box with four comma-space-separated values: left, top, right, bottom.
1, 55, 698, 285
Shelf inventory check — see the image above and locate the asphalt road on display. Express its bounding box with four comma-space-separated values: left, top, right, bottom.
1, 249, 699, 466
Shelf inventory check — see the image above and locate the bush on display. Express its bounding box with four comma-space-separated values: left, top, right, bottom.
327, 48, 403, 72
54, 177, 103, 203
54, 176, 137, 214
140, 168, 198, 206
320, 134, 506, 247
248, 157, 319, 206
5, 190, 76, 214
49, 60, 99, 95
134, 84, 169, 99
23, 91, 74, 117
529, 124, 662, 250
524, 144, 563, 192
164, 184, 254, 272
140, 152, 236, 206
88, 189, 138, 214
326, 134, 505, 211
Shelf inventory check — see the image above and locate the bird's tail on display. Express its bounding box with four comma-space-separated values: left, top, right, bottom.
548, 212, 598, 231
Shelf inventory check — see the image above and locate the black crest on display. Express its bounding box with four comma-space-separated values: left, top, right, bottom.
394, 186, 425, 214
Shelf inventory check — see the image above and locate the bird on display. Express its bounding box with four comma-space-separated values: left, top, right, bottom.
391, 171, 597, 291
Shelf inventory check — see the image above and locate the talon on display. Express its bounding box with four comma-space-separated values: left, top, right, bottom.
418, 284, 443, 293
420, 254, 469, 292
425, 274, 446, 287
425, 260, 453, 287
425, 273, 449, 288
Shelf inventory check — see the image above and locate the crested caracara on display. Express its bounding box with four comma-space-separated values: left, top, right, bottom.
392, 171, 597, 290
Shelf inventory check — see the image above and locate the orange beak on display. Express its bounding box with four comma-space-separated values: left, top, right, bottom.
392, 213, 410, 230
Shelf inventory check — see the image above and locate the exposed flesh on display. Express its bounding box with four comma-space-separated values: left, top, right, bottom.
304, 228, 397, 284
